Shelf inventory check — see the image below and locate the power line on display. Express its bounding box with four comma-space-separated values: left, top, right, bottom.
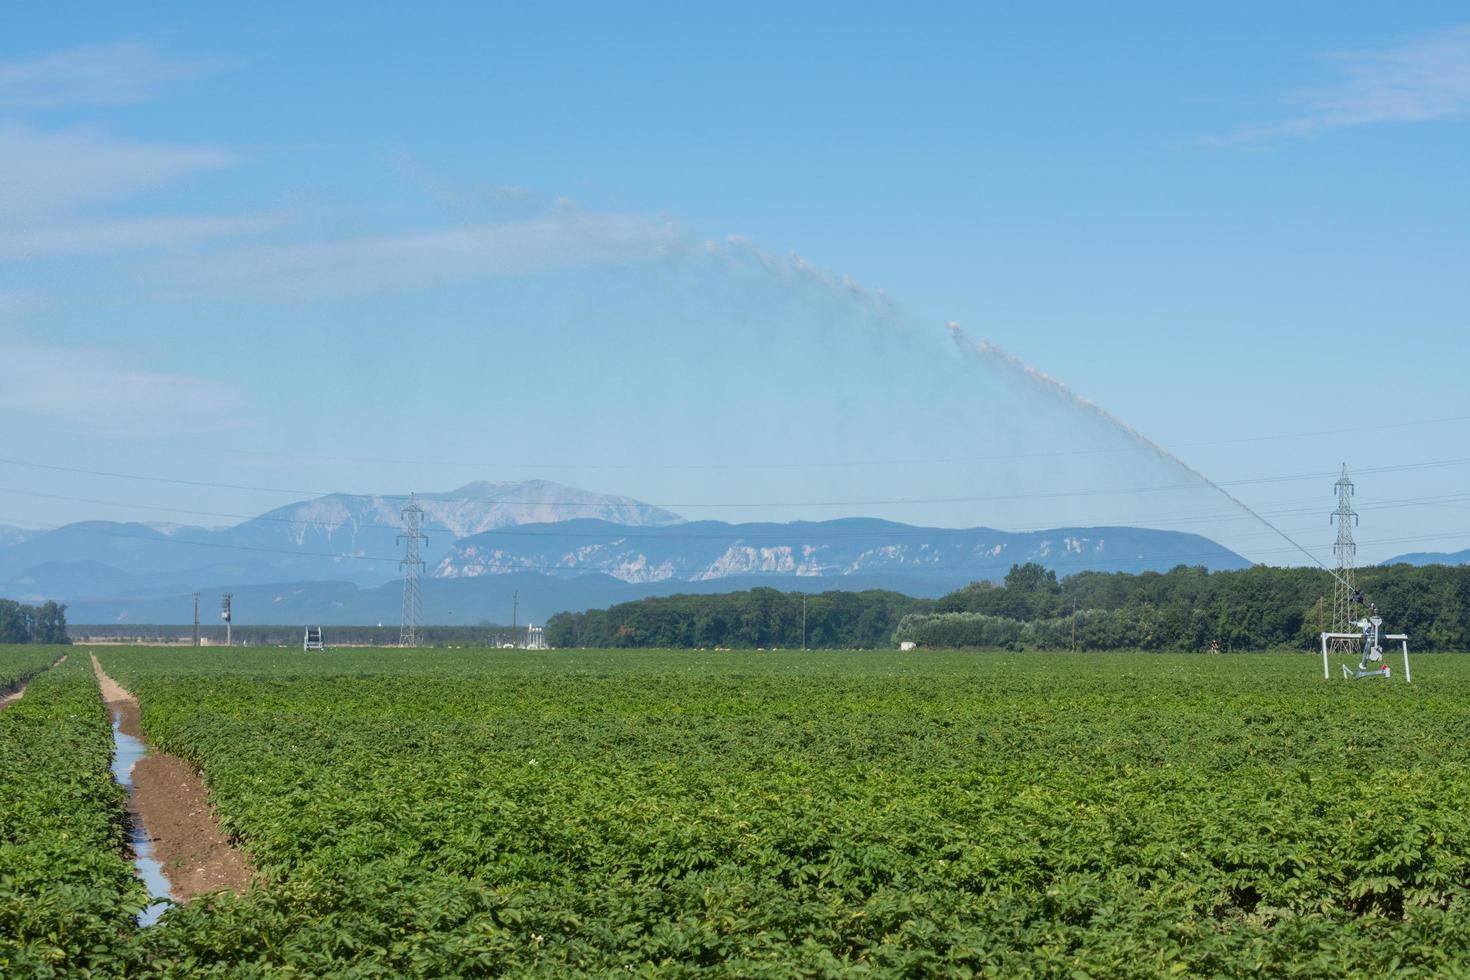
5, 453, 1470, 511
192, 412, 1470, 471
4, 482, 1470, 545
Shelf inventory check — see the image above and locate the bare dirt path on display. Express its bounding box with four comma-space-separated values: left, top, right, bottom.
90, 654, 254, 900
0, 654, 67, 712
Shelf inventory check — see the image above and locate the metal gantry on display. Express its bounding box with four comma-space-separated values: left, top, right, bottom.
398, 492, 427, 648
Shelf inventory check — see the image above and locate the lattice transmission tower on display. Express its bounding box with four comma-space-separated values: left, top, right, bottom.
1330, 464, 1358, 644
398, 492, 427, 648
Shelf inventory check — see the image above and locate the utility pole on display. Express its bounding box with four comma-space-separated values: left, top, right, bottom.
221, 593, 233, 647
398, 493, 427, 648
802, 595, 808, 651
1071, 598, 1077, 653
511, 590, 519, 648
192, 592, 200, 648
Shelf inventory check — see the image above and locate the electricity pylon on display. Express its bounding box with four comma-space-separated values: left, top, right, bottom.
398, 493, 427, 648
1330, 464, 1358, 647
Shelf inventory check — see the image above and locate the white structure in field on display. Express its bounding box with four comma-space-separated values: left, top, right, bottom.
1320, 611, 1410, 683
303, 626, 325, 652
525, 624, 547, 650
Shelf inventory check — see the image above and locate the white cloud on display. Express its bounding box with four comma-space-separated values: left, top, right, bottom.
163, 210, 682, 300
0, 41, 212, 110
0, 48, 264, 259
0, 125, 275, 257
0, 124, 231, 219
0, 213, 287, 260
1219, 24, 1470, 143
0, 344, 245, 436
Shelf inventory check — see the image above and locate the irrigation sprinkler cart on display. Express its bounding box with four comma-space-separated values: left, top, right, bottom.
1320, 616, 1410, 683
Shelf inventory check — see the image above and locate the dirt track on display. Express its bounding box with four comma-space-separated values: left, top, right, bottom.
90, 655, 254, 901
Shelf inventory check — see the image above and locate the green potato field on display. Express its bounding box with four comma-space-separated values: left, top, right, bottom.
5, 646, 1470, 976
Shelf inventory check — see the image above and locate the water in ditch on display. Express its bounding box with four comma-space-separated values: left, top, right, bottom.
110, 711, 173, 926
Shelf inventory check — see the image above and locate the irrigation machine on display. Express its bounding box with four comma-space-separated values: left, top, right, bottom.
1320, 601, 1411, 683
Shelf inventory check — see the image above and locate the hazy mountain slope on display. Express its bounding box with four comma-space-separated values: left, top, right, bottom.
208, 480, 684, 583
1382, 548, 1470, 567
0, 560, 139, 603
0, 481, 685, 592
435, 518, 1250, 584
55, 520, 1250, 627
0, 525, 36, 548
4, 489, 1250, 620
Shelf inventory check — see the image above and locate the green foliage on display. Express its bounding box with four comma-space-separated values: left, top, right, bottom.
58, 646, 1470, 975
546, 587, 928, 649
0, 653, 144, 975
915, 563, 1470, 651
547, 563, 1470, 652
0, 646, 62, 693
0, 599, 70, 645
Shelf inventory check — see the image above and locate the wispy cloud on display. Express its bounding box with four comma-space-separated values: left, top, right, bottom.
0, 124, 279, 257
0, 343, 245, 436
0, 41, 214, 110
0, 124, 231, 218
162, 209, 681, 300
0, 214, 287, 260
1216, 23, 1470, 144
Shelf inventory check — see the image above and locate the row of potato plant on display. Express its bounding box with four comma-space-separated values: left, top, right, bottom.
0, 645, 65, 694
0, 651, 145, 976
76, 648, 1470, 976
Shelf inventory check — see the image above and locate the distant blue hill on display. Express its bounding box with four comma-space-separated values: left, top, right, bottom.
44, 522, 1249, 626
1381, 548, 1470, 567
434, 518, 1248, 586
0, 482, 1251, 624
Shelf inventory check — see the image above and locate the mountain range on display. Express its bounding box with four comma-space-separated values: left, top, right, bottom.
0, 478, 1338, 625
0, 481, 680, 594
1381, 547, 1470, 567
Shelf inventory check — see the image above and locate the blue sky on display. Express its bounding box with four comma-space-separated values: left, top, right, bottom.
0, 2, 1467, 565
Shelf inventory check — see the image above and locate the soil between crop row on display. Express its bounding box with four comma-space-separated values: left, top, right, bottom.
90, 654, 254, 902
0, 654, 67, 712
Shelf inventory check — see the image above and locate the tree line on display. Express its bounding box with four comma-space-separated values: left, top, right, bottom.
545, 588, 928, 650
0, 600, 69, 645
545, 562, 1470, 651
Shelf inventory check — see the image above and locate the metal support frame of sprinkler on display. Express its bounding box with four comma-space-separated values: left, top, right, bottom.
1319, 599, 1411, 683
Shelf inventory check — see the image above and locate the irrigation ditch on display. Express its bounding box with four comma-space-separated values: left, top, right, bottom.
89, 654, 253, 924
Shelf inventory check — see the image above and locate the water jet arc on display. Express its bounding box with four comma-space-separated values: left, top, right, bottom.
947, 323, 1350, 589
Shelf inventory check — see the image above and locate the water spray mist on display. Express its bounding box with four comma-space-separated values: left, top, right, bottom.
946, 322, 1350, 588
